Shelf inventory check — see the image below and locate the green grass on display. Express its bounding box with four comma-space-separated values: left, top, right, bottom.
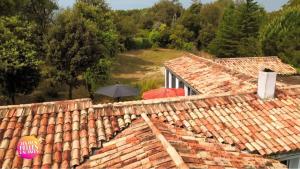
110, 48, 186, 85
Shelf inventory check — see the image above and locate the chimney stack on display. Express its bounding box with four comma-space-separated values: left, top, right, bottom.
257, 68, 277, 99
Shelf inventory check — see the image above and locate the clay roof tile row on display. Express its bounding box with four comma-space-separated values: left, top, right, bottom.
0, 87, 299, 168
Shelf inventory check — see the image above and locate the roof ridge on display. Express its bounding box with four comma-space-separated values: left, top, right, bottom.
0, 98, 92, 109
141, 113, 189, 169
214, 56, 279, 60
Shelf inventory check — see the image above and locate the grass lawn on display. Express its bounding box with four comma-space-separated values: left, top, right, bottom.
2, 48, 186, 105
110, 48, 186, 85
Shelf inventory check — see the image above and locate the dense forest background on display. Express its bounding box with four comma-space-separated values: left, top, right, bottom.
0, 0, 299, 104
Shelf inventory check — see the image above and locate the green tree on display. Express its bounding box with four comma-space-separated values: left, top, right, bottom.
179, 0, 202, 41
283, 0, 300, 8
149, 23, 171, 48
46, 9, 101, 99
0, 0, 24, 16
169, 24, 194, 50
0, 16, 41, 104
236, 0, 264, 56
79, 0, 109, 10
113, 11, 138, 50
199, 0, 233, 49
46, 2, 118, 99
25, 0, 58, 60
149, 0, 183, 26
75, 2, 118, 95
208, 5, 239, 57
84, 58, 112, 99
209, 0, 264, 57
261, 6, 300, 69
22, 0, 58, 31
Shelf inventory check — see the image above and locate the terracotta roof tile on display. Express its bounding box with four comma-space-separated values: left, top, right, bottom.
1, 86, 299, 168
165, 54, 297, 96
214, 56, 297, 77
91, 87, 300, 157
78, 115, 285, 169
165, 54, 257, 95
0, 98, 140, 168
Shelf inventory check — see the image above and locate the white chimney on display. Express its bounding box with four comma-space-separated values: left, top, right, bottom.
257, 69, 277, 99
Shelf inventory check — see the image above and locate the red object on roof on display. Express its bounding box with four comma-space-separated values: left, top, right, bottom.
142, 88, 185, 100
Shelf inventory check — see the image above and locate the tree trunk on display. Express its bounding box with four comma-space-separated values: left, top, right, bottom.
68, 84, 73, 99
87, 83, 94, 100
10, 94, 15, 104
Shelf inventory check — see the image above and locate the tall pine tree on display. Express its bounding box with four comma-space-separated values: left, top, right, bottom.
209, 0, 264, 57
208, 5, 239, 57
236, 0, 264, 56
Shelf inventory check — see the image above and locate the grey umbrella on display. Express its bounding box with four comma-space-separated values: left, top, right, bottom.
95, 84, 139, 101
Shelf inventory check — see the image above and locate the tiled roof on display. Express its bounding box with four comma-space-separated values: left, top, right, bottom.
214, 56, 297, 77
1, 86, 299, 168
92, 86, 300, 156
165, 55, 298, 96
78, 114, 285, 169
0, 98, 138, 169
164, 54, 257, 95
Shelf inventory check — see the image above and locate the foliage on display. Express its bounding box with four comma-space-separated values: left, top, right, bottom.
283, 0, 300, 8
136, 78, 162, 98
236, 0, 265, 56
149, 0, 183, 26
209, 0, 265, 57
113, 11, 139, 50
0, 16, 41, 104
169, 24, 194, 51
149, 24, 171, 48
75, 1, 119, 97
84, 58, 112, 99
208, 5, 239, 57
260, 6, 300, 68
46, 9, 94, 99
198, 0, 233, 50
75, 2, 119, 57
179, 0, 202, 42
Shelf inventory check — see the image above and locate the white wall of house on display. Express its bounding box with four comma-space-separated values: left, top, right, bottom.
165, 67, 198, 96
168, 71, 173, 88
175, 78, 180, 88
274, 152, 300, 169
165, 68, 168, 88
184, 85, 189, 96
289, 158, 300, 169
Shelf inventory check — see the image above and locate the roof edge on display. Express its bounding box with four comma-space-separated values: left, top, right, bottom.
214, 56, 279, 61
0, 98, 92, 109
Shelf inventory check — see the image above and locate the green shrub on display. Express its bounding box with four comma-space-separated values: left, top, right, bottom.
44, 87, 60, 98
132, 37, 152, 49
135, 78, 163, 98
33, 92, 46, 102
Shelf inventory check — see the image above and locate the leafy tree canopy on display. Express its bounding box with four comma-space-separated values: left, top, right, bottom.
209, 0, 265, 57
46, 2, 118, 99
149, 0, 183, 26
261, 6, 300, 69
0, 16, 41, 104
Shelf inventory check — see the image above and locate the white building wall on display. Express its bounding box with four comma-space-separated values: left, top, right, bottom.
165, 68, 168, 88
289, 158, 300, 169
168, 71, 173, 88
175, 78, 180, 88
184, 85, 189, 96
